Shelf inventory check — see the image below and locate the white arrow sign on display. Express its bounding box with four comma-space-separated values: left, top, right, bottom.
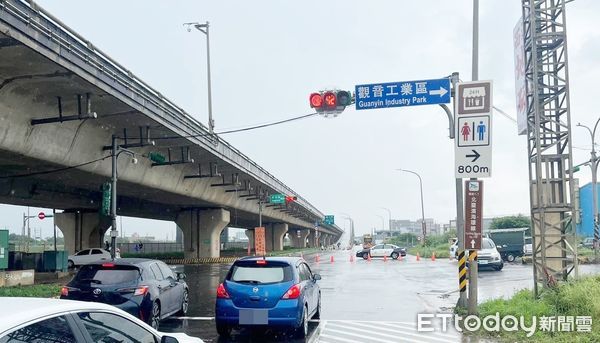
429, 87, 448, 97
470, 239, 476, 249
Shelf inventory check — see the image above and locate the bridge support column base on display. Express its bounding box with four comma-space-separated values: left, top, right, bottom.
266, 223, 288, 252
55, 212, 111, 255
289, 229, 310, 248
176, 208, 230, 259
245, 229, 254, 254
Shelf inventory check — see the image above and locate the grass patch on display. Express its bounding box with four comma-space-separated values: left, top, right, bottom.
407, 243, 449, 258
473, 276, 600, 342
0, 283, 62, 298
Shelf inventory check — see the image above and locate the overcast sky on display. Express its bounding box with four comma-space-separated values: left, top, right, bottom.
3, 0, 600, 239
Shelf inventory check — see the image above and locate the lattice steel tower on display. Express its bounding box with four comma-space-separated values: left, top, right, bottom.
521, 0, 577, 296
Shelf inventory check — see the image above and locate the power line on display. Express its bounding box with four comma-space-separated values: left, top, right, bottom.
152, 112, 319, 140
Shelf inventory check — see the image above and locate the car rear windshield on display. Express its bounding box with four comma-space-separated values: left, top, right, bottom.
75, 265, 140, 285
228, 262, 293, 284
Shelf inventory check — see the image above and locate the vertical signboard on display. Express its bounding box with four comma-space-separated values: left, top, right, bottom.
513, 18, 528, 135
0, 230, 8, 269
254, 227, 266, 256
464, 181, 483, 250
454, 80, 493, 178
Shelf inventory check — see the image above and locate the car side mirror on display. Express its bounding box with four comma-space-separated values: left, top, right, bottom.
313, 274, 322, 281
176, 272, 186, 281
161, 336, 179, 343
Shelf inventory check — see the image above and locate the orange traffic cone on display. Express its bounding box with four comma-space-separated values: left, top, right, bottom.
416, 253, 421, 261
431, 252, 436, 261
315, 254, 320, 263
367, 254, 372, 262
350, 254, 355, 263
300, 252, 304, 259
383, 255, 388, 262
330, 255, 335, 263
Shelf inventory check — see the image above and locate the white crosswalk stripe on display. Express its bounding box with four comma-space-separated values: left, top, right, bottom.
314, 320, 461, 343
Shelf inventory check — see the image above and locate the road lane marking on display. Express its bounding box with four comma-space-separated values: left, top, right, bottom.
170, 316, 214, 320
377, 321, 460, 339
347, 321, 457, 343
318, 333, 357, 343
321, 326, 392, 343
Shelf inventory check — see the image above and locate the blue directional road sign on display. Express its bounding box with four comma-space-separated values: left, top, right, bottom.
355, 78, 451, 110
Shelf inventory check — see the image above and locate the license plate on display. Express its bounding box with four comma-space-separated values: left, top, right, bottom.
479, 260, 489, 265
239, 309, 268, 325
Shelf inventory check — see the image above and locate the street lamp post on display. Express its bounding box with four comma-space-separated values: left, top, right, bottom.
184, 21, 215, 135
577, 119, 600, 261
340, 212, 355, 247
379, 206, 392, 235
109, 135, 137, 259
397, 169, 426, 242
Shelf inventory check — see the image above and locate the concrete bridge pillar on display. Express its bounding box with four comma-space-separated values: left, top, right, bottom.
176, 208, 230, 259
265, 223, 288, 252
55, 212, 111, 255
307, 230, 318, 248
289, 228, 310, 248
245, 229, 254, 254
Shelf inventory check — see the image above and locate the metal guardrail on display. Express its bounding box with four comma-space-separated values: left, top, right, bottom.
0, 0, 341, 233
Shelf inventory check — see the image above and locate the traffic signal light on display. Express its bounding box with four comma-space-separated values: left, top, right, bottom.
285, 195, 298, 204
309, 90, 353, 115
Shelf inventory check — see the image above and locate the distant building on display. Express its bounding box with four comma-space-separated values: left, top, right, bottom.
389, 218, 441, 236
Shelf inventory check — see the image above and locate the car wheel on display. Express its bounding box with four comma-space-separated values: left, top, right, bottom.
149, 301, 161, 330
176, 289, 189, 315
216, 323, 231, 337
67, 260, 74, 269
506, 254, 515, 262
362, 252, 369, 260
313, 294, 321, 319
391, 252, 399, 260
295, 305, 309, 338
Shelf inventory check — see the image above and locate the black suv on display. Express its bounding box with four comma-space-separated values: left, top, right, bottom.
60, 258, 188, 329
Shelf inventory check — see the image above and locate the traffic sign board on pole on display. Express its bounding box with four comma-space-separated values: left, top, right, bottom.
355, 78, 451, 110
269, 193, 285, 204
38, 212, 45, 220
464, 180, 483, 250
324, 215, 334, 225
454, 80, 493, 178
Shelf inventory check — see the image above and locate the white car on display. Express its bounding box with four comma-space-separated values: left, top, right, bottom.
67, 248, 118, 268
0, 297, 203, 343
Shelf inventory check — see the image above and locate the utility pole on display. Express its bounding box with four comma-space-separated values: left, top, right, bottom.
576, 119, 600, 262
468, 0, 479, 316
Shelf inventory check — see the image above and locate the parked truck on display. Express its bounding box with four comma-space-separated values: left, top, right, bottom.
488, 227, 529, 262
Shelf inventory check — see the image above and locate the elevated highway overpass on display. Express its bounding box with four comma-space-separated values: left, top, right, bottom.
0, 0, 342, 257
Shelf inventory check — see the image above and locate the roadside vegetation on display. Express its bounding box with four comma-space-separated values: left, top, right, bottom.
0, 283, 61, 298
472, 275, 600, 342
398, 231, 455, 258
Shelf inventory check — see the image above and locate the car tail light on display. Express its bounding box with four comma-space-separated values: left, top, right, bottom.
217, 283, 230, 299
60, 286, 69, 296
281, 284, 301, 299
102, 263, 115, 267
256, 259, 267, 265
134, 286, 149, 296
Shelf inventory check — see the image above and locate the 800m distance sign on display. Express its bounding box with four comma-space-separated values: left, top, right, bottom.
454, 80, 493, 178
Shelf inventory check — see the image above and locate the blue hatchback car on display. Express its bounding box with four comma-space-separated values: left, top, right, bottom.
215, 256, 322, 338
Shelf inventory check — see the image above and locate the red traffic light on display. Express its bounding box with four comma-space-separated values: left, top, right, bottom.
285, 195, 298, 204
323, 92, 337, 109
309, 93, 323, 108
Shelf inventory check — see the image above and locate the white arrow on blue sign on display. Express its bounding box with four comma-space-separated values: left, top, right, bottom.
355, 78, 451, 110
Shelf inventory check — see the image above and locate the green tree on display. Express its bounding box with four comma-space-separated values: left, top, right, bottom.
490, 215, 531, 230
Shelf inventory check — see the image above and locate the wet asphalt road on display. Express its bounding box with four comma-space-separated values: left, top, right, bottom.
159, 250, 600, 343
